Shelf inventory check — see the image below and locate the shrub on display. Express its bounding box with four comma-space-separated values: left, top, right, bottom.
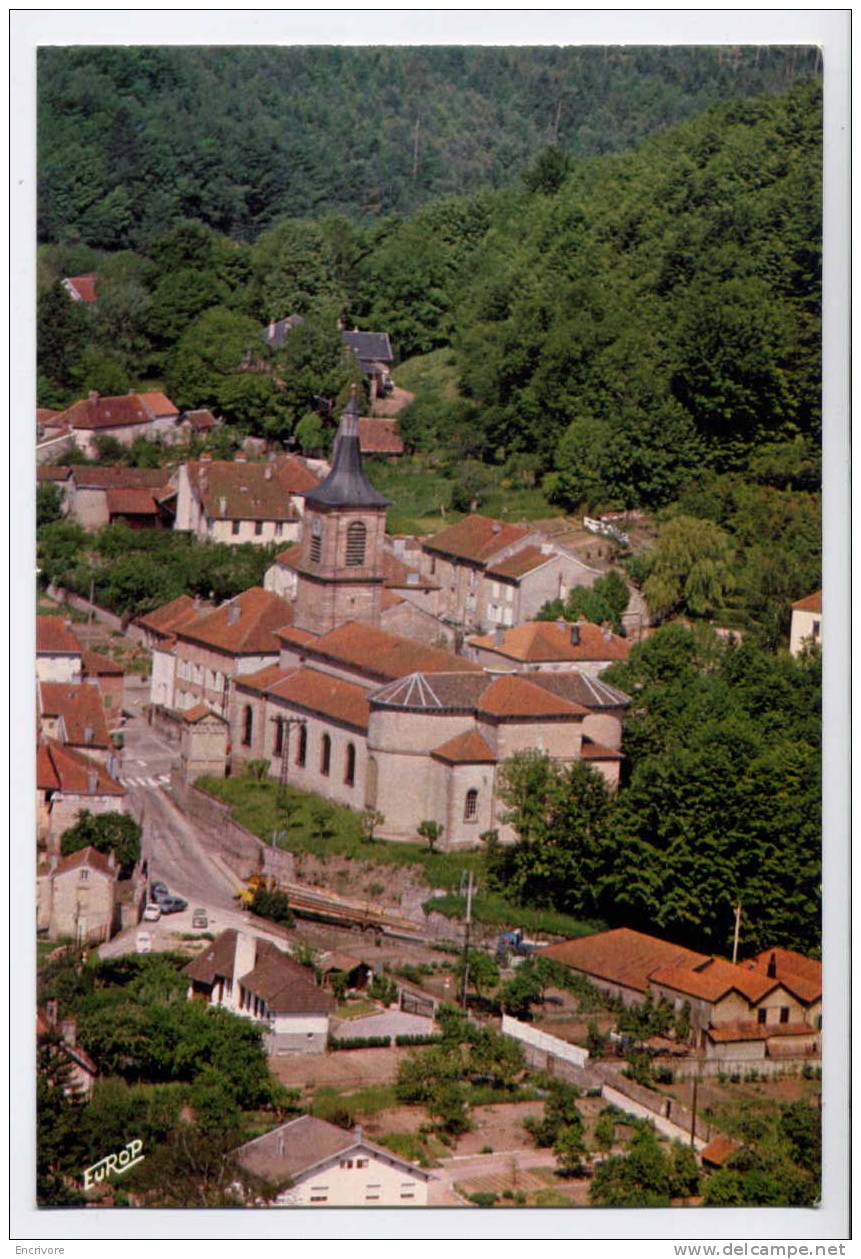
469, 1191, 498, 1208
248, 886, 294, 927
328, 1035, 391, 1051
395, 1033, 443, 1047
481, 1145, 494, 1155
368, 974, 398, 1006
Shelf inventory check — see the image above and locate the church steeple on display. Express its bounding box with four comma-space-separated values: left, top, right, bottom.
293, 389, 389, 635
304, 388, 390, 510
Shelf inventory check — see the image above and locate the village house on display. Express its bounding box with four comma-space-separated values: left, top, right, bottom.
357, 416, 404, 459
133, 593, 207, 651
174, 454, 319, 546
466, 618, 631, 678
36, 615, 83, 683
184, 929, 335, 1053
179, 704, 229, 781
171, 407, 220, 442
36, 419, 75, 465
36, 1001, 98, 1098
57, 390, 180, 458
37, 845, 119, 944
232, 1114, 433, 1207
36, 464, 73, 507
38, 680, 117, 766
81, 650, 124, 714
261, 313, 304, 351
153, 586, 293, 716
543, 928, 821, 1062
789, 590, 822, 656
62, 273, 98, 303
419, 515, 602, 631
36, 738, 126, 850
341, 330, 394, 398
61, 465, 175, 531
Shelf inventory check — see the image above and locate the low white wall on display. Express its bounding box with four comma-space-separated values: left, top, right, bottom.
501, 1014, 589, 1068
602, 1084, 706, 1150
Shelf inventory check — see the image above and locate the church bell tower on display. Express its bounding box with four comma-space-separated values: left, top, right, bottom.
293, 389, 390, 636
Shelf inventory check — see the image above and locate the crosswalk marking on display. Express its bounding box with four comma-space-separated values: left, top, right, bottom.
118, 774, 167, 789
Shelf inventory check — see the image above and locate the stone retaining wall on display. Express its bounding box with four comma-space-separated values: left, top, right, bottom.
166, 774, 296, 884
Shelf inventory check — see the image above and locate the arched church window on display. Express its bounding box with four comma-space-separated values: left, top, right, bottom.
345, 521, 366, 567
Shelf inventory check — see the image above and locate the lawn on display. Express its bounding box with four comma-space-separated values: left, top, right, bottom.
196, 776, 483, 891
424, 891, 605, 941
310, 1083, 398, 1122
365, 456, 555, 536
392, 348, 462, 402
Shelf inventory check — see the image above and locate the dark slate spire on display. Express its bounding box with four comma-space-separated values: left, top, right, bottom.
304, 388, 391, 509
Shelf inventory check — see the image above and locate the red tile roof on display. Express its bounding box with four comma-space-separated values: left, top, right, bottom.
382, 551, 438, 590
431, 729, 497, 764
700, 1136, 741, 1168
541, 928, 709, 994
650, 957, 776, 1004
187, 456, 319, 522
55, 845, 116, 878
183, 408, 218, 431
746, 949, 821, 1004
37, 408, 63, 426
177, 587, 293, 656
469, 620, 630, 664
792, 591, 822, 613
245, 666, 371, 732
358, 417, 404, 455
37, 616, 82, 657
706, 1021, 816, 1044
135, 594, 205, 638
580, 736, 624, 760
182, 703, 226, 724
81, 650, 124, 677
69, 466, 173, 490
422, 514, 533, 565
105, 487, 160, 517
38, 735, 122, 796
61, 393, 169, 432
64, 273, 98, 303
302, 621, 481, 684
485, 545, 554, 581
137, 391, 179, 417
39, 682, 111, 749
476, 673, 588, 719
275, 547, 302, 572
37, 465, 72, 482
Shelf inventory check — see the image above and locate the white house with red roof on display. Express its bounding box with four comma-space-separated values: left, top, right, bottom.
789, 590, 822, 656
175, 455, 320, 547
57, 390, 179, 457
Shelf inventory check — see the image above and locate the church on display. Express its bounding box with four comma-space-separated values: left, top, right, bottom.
150, 391, 630, 849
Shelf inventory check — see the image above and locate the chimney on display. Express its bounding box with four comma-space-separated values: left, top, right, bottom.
193, 595, 201, 612
83, 725, 94, 745
107, 851, 116, 870
234, 932, 258, 982
219, 496, 227, 517
570, 623, 581, 646
227, 603, 241, 625
491, 522, 502, 534
494, 627, 504, 647
88, 390, 99, 404
200, 452, 213, 463
767, 952, 777, 979
264, 465, 273, 480
60, 1017, 77, 1047
234, 452, 247, 463
87, 769, 98, 793
45, 999, 59, 1027
353, 1124, 363, 1142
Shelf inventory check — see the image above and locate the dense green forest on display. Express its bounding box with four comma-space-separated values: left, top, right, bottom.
38, 45, 820, 248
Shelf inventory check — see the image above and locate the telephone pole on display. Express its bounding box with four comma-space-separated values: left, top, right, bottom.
459, 869, 474, 1010
732, 902, 742, 965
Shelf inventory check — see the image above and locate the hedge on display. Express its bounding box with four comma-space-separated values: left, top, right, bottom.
328, 1035, 391, 1050
394, 1033, 444, 1047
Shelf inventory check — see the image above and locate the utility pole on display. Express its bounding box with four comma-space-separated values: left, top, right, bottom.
88, 574, 96, 626
732, 902, 742, 965
270, 715, 306, 839
459, 869, 474, 1010
690, 1077, 699, 1148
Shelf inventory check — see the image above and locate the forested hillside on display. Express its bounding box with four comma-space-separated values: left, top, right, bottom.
38, 44, 820, 248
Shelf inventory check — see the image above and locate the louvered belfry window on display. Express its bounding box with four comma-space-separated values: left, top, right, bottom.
345, 521, 366, 566
309, 517, 322, 562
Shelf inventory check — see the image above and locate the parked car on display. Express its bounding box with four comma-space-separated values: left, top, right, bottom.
143, 903, 162, 922
158, 896, 188, 915
192, 908, 208, 929
150, 881, 169, 900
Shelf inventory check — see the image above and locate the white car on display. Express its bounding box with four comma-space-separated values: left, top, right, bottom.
143, 902, 162, 922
